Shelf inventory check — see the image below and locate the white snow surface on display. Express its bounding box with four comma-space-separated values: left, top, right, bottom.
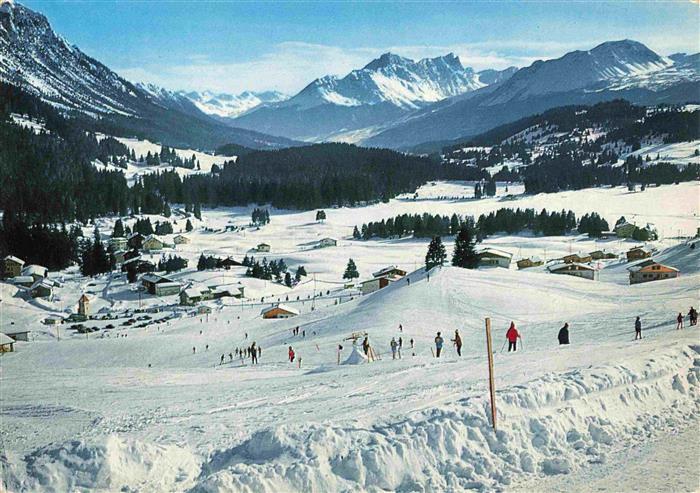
1, 181, 699, 492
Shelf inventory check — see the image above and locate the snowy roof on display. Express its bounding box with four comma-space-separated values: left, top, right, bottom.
0, 333, 14, 345
30, 279, 54, 290
22, 265, 47, 276
258, 242, 270, 247
212, 283, 243, 294
11, 276, 34, 284
319, 237, 337, 242
4, 255, 24, 265
477, 248, 513, 259
548, 262, 595, 272
144, 234, 163, 242
372, 265, 405, 278
141, 273, 175, 284
626, 259, 678, 273
127, 232, 144, 239
627, 246, 653, 254
261, 304, 300, 316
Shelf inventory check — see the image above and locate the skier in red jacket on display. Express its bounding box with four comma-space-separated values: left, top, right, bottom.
506, 322, 520, 352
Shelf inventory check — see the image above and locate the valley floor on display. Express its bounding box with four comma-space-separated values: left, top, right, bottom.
1, 182, 699, 492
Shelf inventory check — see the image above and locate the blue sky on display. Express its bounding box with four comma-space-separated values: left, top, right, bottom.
22, 0, 700, 95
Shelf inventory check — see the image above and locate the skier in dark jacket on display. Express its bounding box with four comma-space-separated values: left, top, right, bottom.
635, 317, 642, 340
558, 323, 570, 345
689, 307, 698, 326
452, 330, 463, 356
676, 312, 684, 330
362, 336, 370, 355
250, 342, 258, 364
506, 322, 520, 352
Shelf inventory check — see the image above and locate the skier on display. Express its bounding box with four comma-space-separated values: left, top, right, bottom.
558, 323, 570, 345
220, 354, 225, 365
390, 338, 398, 359
399, 324, 403, 332
635, 316, 642, 340
229, 352, 233, 362
205, 344, 209, 351
452, 329, 462, 356
362, 336, 370, 355
434, 332, 444, 358
251, 342, 258, 364
288, 346, 295, 363
257, 346, 261, 359
192, 346, 196, 354
506, 322, 520, 352
406, 277, 410, 286
689, 307, 698, 326
677, 312, 684, 330
410, 338, 415, 356
398, 337, 403, 359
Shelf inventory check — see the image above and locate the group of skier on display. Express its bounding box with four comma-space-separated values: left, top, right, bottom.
216, 343, 261, 365
676, 307, 697, 329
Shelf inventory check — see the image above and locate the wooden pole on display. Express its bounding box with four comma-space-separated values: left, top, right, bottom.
485, 317, 497, 431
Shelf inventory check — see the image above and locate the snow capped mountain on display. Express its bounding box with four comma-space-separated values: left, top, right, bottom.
0, 1, 141, 115
232, 52, 499, 141
284, 52, 484, 110
181, 90, 288, 118
363, 40, 700, 150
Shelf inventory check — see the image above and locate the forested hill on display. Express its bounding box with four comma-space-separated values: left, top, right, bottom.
440, 100, 699, 194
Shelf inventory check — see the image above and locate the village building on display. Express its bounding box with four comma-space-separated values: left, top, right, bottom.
78, 294, 90, 316
477, 248, 513, 268
560, 253, 593, 264
121, 257, 156, 273
173, 234, 190, 245
257, 243, 271, 253
517, 257, 543, 269
626, 246, 653, 262
142, 235, 165, 252
211, 283, 245, 299
109, 236, 128, 251
360, 276, 397, 295
3, 255, 25, 279
30, 279, 54, 298
627, 260, 679, 285
261, 304, 300, 319
43, 316, 63, 325
0, 333, 15, 352
218, 257, 242, 270
372, 266, 407, 279
589, 250, 617, 260
11, 276, 35, 288
547, 262, 596, 281
317, 238, 337, 248
3, 330, 30, 342
127, 232, 145, 250
141, 273, 181, 296
21, 264, 48, 282
180, 285, 213, 306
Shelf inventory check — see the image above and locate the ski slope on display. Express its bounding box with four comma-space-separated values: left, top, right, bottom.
1, 181, 699, 492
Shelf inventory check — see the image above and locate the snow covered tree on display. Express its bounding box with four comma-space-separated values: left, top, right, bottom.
316, 210, 326, 222
343, 258, 359, 279
452, 227, 479, 269
425, 236, 446, 271
295, 265, 307, 282
163, 203, 171, 218
284, 272, 293, 287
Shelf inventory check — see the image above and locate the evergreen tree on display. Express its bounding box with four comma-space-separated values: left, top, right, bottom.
185, 219, 193, 232
163, 203, 171, 218
193, 203, 202, 220
316, 210, 327, 222
112, 219, 125, 238
425, 236, 446, 271
452, 227, 479, 269
295, 265, 307, 282
197, 253, 206, 271
343, 258, 360, 279
353, 225, 361, 239
284, 272, 293, 287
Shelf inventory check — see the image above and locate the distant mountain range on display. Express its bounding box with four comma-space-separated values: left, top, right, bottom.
229, 53, 517, 141
1, 1, 698, 152
0, 1, 297, 150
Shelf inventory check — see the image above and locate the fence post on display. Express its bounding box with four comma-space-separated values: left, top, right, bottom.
485, 317, 497, 431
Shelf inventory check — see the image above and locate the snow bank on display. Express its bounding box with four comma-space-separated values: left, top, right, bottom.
192, 343, 699, 492
5, 435, 199, 493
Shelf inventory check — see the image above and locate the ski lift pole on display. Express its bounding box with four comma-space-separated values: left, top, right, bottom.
485, 317, 497, 431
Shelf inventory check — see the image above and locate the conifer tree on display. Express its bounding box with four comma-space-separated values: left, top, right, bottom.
425, 236, 446, 271
185, 219, 193, 232
112, 219, 125, 238
452, 227, 479, 269
343, 258, 359, 279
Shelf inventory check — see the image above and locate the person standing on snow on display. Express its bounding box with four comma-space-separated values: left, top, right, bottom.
434, 332, 444, 358
676, 312, 684, 330
689, 307, 698, 326
362, 336, 370, 356
288, 346, 295, 363
398, 337, 403, 359
635, 316, 642, 340
452, 329, 463, 356
250, 342, 258, 365
506, 322, 520, 352
390, 338, 398, 359
558, 323, 570, 345
410, 338, 415, 356
220, 354, 225, 365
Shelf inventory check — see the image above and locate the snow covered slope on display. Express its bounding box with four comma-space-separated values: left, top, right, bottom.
1, 182, 699, 491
